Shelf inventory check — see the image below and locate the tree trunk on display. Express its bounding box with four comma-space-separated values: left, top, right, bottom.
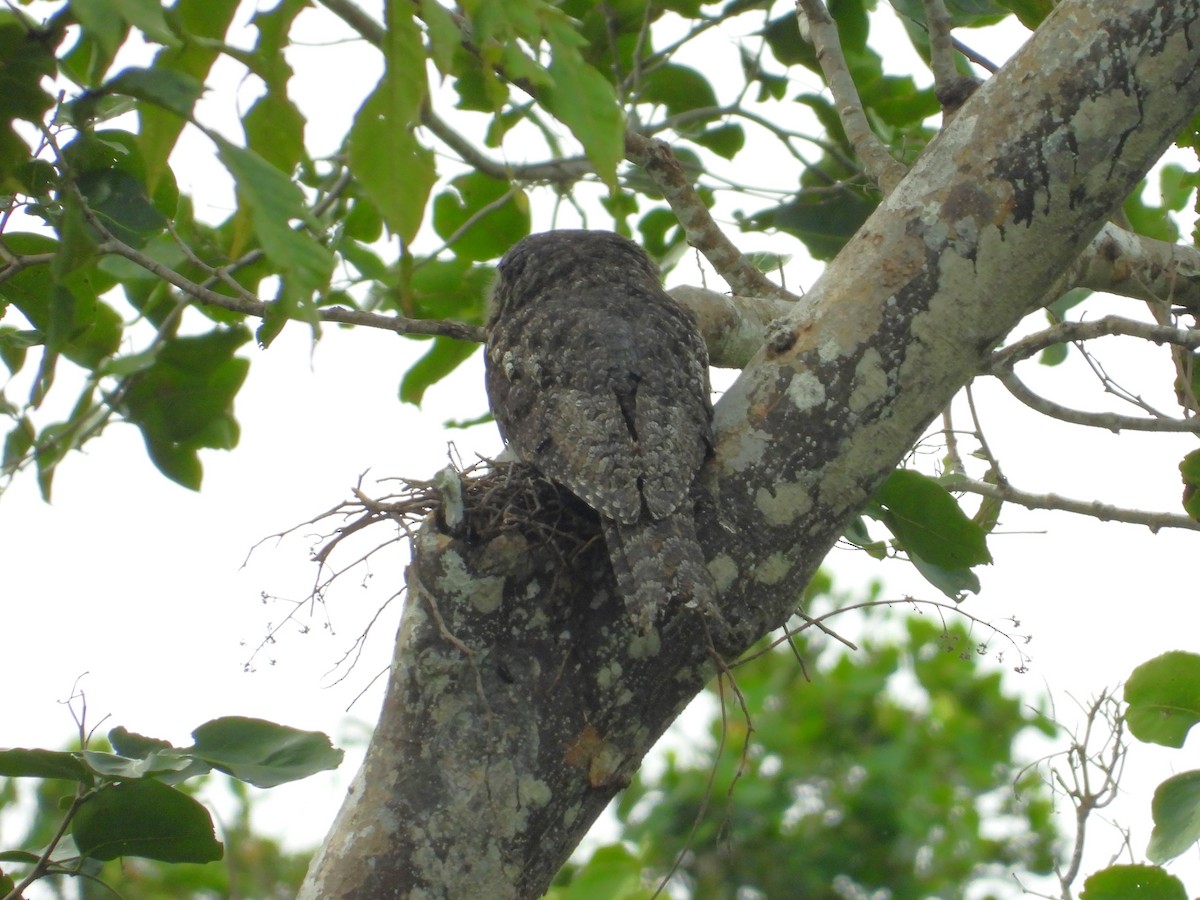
299, 1, 1200, 895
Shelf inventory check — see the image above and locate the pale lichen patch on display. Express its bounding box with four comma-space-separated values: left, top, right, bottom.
595, 660, 623, 689
753, 552, 792, 585
438, 549, 505, 614
708, 553, 739, 592
755, 481, 812, 526
848, 348, 888, 414
784, 369, 826, 411
518, 776, 552, 809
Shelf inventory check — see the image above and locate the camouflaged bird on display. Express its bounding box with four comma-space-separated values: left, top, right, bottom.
484, 230, 717, 633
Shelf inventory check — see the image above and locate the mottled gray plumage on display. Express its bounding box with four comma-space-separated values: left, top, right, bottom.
485, 230, 716, 631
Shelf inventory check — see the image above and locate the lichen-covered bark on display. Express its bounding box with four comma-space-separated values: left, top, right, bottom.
300, 1, 1200, 896
708, 0, 1200, 642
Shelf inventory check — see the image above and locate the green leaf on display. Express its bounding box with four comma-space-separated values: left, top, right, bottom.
72, 780, 223, 863
420, 0, 461, 75
906, 553, 982, 602
638, 63, 717, 117
400, 338, 479, 406
1125, 651, 1200, 748
66, 0, 128, 72
187, 717, 343, 788
409, 257, 490, 315
243, 90, 306, 173
1148, 770, 1200, 863
76, 168, 167, 248
108, 726, 172, 759
873, 469, 992, 569
432, 171, 530, 261
542, 28, 624, 186
348, 85, 437, 244
1181, 449, 1200, 520
0, 11, 58, 123
215, 136, 334, 300
1124, 183, 1180, 244
2, 416, 36, 474
994, 0, 1055, 29
120, 327, 250, 488
109, 0, 179, 47
105, 65, 203, 119
137, 0, 240, 190
80, 749, 196, 780
694, 123, 746, 160
344, 0, 432, 243
0, 748, 92, 783
548, 844, 652, 899
746, 155, 876, 261
1079, 864, 1187, 900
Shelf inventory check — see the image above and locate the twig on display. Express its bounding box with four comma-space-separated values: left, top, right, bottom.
943, 475, 1200, 532
921, 0, 980, 114
794, 0, 907, 194
625, 133, 801, 302
994, 371, 1200, 433
991, 315, 1200, 369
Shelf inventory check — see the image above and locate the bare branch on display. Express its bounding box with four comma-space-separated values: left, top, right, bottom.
422, 108, 592, 184
1071, 222, 1200, 314
0, 248, 55, 284
943, 475, 1200, 532
669, 285, 793, 368
626, 133, 801, 302
995, 371, 1200, 433
921, 0, 981, 114
794, 0, 907, 193
317, 0, 384, 45
991, 315, 1200, 369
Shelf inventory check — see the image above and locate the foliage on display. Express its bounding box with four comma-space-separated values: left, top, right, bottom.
2, 0, 1198, 895
0, 716, 339, 897
0, 0, 968, 500
1125, 653, 1200, 871
552, 586, 1060, 899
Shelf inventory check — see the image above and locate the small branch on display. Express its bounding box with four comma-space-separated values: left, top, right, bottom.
422, 107, 593, 185
922, 0, 958, 87
991, 315, 1200, 369
317, 0, 384, 45
1071, 222, 1200, 314
794, 0, 907, 194
668, 285, 793, 368
921, 0, 980, 114
67, 203, 482, 342
943, 475, 1200, 532
994, 371, 1200, 433
0, 249, 55, 284
626, 133, 801, 302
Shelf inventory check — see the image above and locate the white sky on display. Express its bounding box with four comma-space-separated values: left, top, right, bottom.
3, 1, 1199, 896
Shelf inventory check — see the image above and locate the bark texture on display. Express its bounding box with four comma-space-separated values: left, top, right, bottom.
300, 1, 1200, 896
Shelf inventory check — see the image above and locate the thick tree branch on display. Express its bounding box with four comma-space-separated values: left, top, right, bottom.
709, 0, 1200, 640
668, 285, 792, 368
1071, 222, 1200, 313
943, 476, 1200, 532
301, 2, 1200, 897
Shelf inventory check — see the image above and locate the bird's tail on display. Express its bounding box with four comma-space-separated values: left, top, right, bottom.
602, 514, 720, 634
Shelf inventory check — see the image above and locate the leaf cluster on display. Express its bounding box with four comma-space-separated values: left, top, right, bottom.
0, 0, 1057, 500
552, 601, 1060, 899
0, 716, 341, 897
